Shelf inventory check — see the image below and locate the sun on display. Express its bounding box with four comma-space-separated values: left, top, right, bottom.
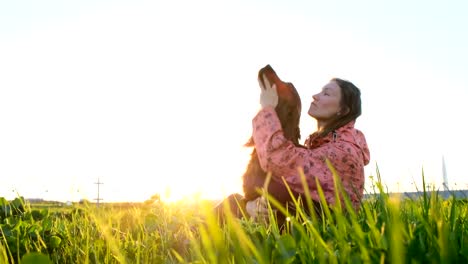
158, 146, 253, 203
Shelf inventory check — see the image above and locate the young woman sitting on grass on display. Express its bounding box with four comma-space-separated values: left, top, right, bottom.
246, 74, 370, 220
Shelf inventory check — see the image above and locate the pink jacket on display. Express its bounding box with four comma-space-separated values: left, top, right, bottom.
252, 107, 370, 209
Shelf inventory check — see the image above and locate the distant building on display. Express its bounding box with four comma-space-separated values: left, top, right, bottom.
25, 198, 44, 203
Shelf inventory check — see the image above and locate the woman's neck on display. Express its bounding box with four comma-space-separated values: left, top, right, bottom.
316, 120, 328, 133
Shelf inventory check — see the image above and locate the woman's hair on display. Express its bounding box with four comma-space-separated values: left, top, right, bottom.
318, 78, 362, 137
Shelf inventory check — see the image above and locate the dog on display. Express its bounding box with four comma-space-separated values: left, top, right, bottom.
214, 65, 302, 223
242, 64, 302, 201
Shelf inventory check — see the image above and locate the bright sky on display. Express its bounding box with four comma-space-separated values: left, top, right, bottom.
1, 0, 467, 202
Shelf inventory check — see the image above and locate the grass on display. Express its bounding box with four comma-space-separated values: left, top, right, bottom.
1, 168, 468, 263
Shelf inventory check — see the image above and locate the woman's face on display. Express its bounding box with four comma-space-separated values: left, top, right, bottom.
308, 80, 342, 121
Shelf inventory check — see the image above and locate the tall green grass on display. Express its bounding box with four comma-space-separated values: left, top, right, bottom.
1, 167, 468, 263
192, 164, 468, 263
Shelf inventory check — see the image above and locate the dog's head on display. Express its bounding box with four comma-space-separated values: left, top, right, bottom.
258, 64, 302, 117
258, 64, 302, 144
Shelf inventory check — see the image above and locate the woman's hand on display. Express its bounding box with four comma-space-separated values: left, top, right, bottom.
259, 74, 278, 108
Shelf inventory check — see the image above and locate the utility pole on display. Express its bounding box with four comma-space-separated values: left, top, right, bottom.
442, 156, 449, 191
94, 178, 104, 207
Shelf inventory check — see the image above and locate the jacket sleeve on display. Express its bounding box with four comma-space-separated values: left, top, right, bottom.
252, 107, 331, 186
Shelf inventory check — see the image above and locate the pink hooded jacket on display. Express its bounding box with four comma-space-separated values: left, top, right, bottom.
252, 106, 370, 209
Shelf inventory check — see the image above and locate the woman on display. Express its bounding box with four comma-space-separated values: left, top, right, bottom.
247, 74, 370, 218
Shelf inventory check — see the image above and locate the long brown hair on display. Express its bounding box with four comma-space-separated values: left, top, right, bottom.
318, 78, 362, 137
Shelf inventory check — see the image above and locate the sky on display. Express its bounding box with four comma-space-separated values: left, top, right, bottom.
1, 0, 467, 202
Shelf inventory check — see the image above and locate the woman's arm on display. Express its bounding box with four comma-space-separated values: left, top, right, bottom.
252, 107, 330, 184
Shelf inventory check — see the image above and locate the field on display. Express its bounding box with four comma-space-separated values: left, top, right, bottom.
1, 173, 468, 264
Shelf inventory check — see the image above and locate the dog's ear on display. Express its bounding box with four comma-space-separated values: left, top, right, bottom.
287, 82, 302, 114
